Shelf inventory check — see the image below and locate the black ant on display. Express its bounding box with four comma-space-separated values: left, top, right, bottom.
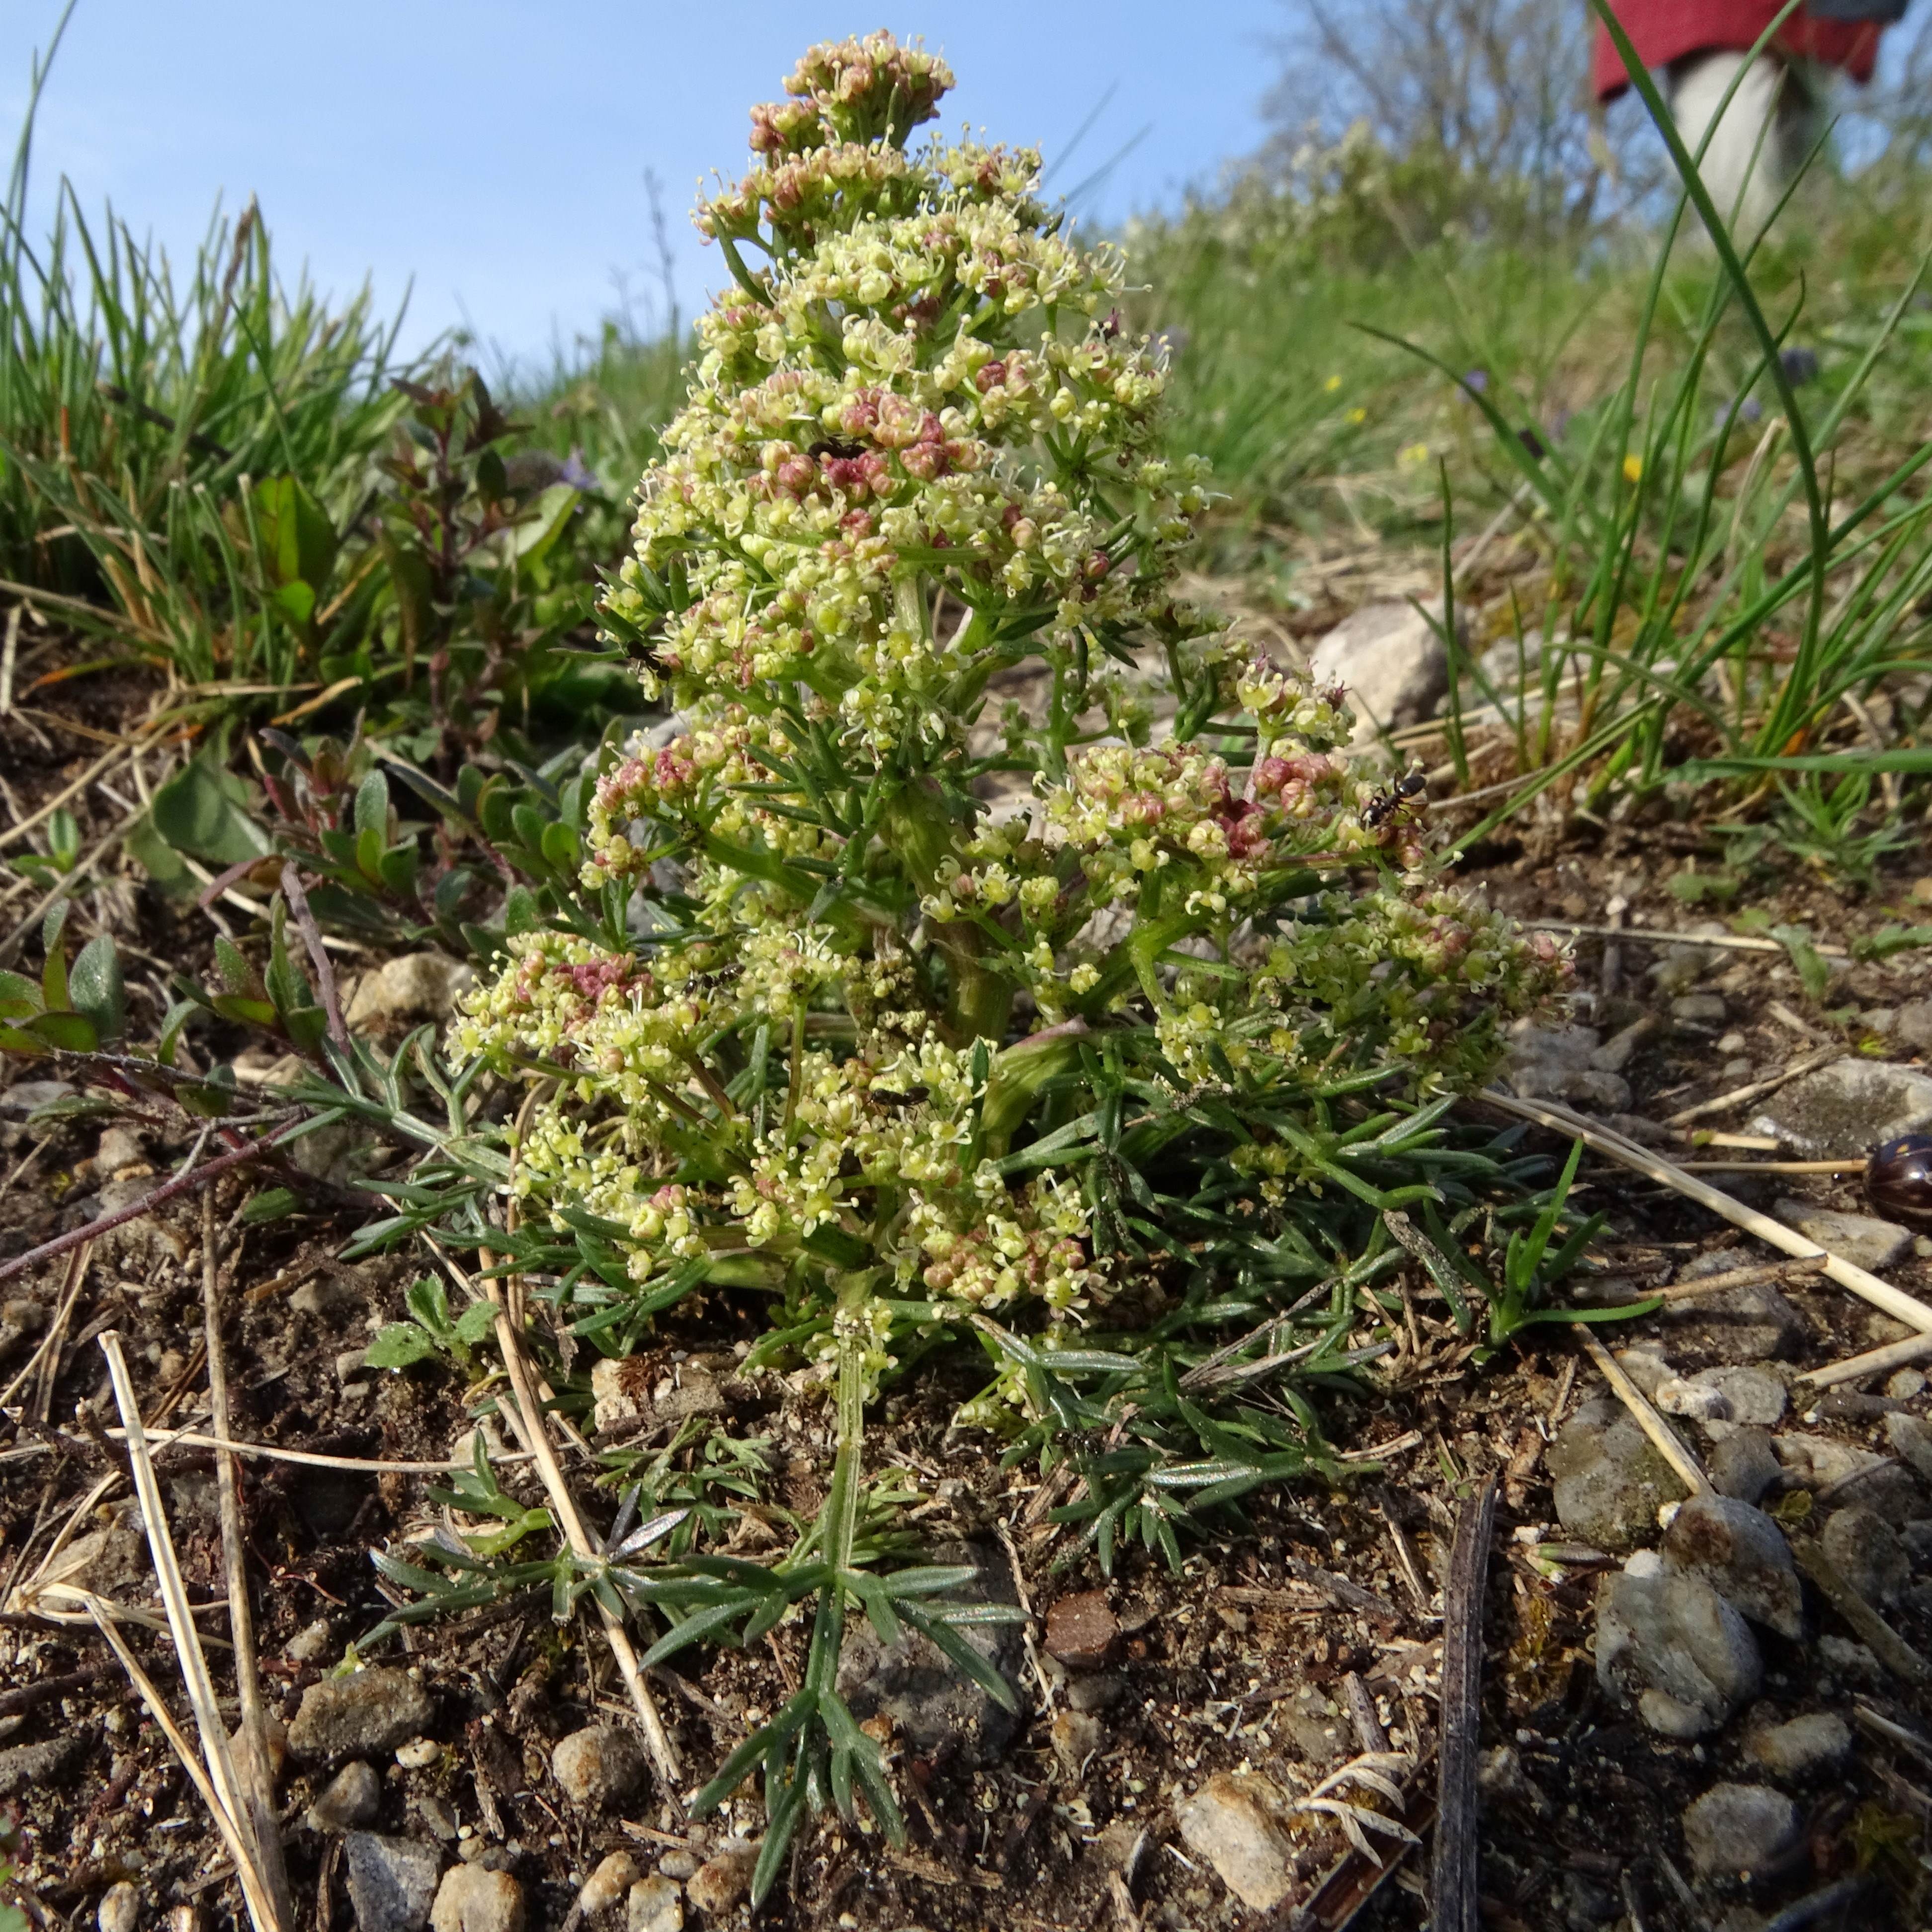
1360, 765, 1427, 834
808, 436, 867, 462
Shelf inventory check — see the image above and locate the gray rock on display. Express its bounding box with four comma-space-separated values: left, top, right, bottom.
1650, 941, 1727, 995
1822, 1505, 1910, 1605
1175, 1772, 1296, 1912
1596, 1570, 1762, 1736
1818, 1635, 1883, 1683
289, 1670, 434, 1764
1902, 1518, 1932, 1568
1613, 1344, 1675, 1396
413, 1795, 457, 1844
307, 1760, 382, 1832
625, 1877, 682, 1932
1886, 1369, 1926, 1400
836, 1540, 1024, 1767
1692, 1366, 1787, 1428
1504, 1064, 1632, 1112
1276, 1685, 1349, 1769
1772, 1199, 1911, 1272
684, 1845, 757, 1920
1709, 1430, 1783, 1506
1885, 1411, 1932, 1481
578, 1855, 642, 1916
1773, 1434, 1924, 1522
1680, 1782, 1801, 1881
1590, 1020, 1654, 1075
1656, 1376, 1733, 1424
429, 1865, 524, 1932
1673, 994, 1728, 1027
1744, 1712, 1852, 1781
97, 1882, 140, 1932
1752, 1059, 1932, 1159
345, 953, 473, 1036
344, 1834, 443, 1932
1067, 1671, 1125, 1713
1548, 1398, 1689, 1552
1663, 1494, 1804, 1638
1306, 599, 1453, 742
550, 1724, 646, 1811
1661, 1258, 1806, 1365
0, 1734, 84, 1797
0, 1078, 73, 1114
1894, 1000, 1932, 1055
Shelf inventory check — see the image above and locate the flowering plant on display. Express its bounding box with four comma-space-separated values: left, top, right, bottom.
444, 33, 1563, 1891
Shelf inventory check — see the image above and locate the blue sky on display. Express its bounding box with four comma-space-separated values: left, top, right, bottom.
1, 2, 1286, 370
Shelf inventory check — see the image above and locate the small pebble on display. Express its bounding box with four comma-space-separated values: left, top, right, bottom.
396, 1738, 440, 1770
306, 1760, 381, 1833
98, 1882, 140, 1932
286, 1618, 335, 1664
578, 1854, 641, 1915
1681, 1782, 1800, 1880
656, 1854, 699, 1882
288, 1668, 433, 1764
1822, 1505, 1910, 1605
625, 1876, 682, 1932
684, 1845, 758, 1919
551, 1725, 648, 1811
429, 1865, 524, 1932
1175, 1773, 1295, 1911
1745, 1712, 1852, 1781
1044, 1591, 1118, 1669
1888, 1369, 1927, 1400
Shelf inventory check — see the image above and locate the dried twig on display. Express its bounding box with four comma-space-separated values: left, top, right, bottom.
1649, 1257, 1826, 1301
1803, 1331, 1932, 1389
97, 1333, 281, 1932
80, 1592, 281, 1932
0, 1130, 295, 1287
1485, 1091, 1932, 1341
278, 868, 348, 1054
1524, 919, 1848, 960
202, 1195, 292, 1932
1280, 1553, 1402, 1627
1572, 1327, 1708, 1493
428, 1238, 683, 1797
1431, 1474, 1498, 1932
1663, 1046, 1839, 1129
0, 1241, 90, 1411
1790, 1536, 1932, 1686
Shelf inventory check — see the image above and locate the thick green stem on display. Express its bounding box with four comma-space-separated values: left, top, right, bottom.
884, 781, 1014, 1045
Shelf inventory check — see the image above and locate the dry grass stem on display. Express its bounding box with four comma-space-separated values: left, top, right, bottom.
1802, 1331, 1932, 1389
426, 1237, 682, 1796
0, 1239, 90, 1412
1572, 1326, 1708, 1494
80, 1590, 283, 1932
1486, 1090, 1932, 1339
97, 1331, 281, 1932
202, 1195, 293, 1932
1663, 1047, 1840, 1129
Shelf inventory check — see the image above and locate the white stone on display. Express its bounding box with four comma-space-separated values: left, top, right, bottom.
1175, 1772, 1296, 1912
1307, 599, 1456, 744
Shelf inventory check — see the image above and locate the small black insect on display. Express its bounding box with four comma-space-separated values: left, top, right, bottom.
870, 1085, 931, 1110
808, 436, 866, 462
1360, 765, 1427, 833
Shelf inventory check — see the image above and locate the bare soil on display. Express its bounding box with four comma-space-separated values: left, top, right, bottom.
3, 643, 1931, 1932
